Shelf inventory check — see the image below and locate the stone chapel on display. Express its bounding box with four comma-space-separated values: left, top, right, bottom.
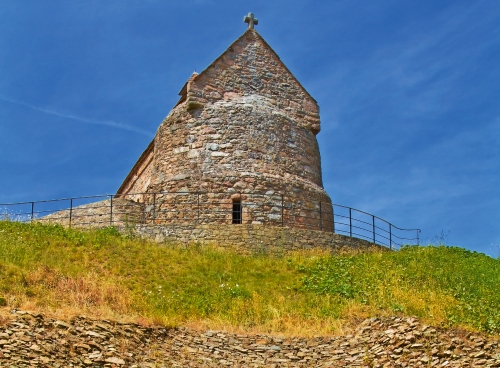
115, 14, 333, 230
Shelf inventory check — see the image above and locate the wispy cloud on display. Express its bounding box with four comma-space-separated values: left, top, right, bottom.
313, 2, 498, 125
0, 96, 154, 137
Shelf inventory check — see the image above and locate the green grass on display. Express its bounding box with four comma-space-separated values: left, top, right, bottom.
0, 220, 499, 336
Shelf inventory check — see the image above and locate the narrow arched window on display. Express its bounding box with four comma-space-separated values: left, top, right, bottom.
232, 199, 242, 224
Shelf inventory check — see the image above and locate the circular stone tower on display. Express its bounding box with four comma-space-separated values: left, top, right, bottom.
117, 27, 333, 231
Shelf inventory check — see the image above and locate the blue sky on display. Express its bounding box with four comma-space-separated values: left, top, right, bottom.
0, 1, 498, 255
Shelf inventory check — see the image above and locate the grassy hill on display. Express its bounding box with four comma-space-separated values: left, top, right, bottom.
0, 221, 499, 336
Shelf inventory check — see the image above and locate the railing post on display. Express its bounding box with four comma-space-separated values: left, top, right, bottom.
372, 215, 376, 244
332, 205, 335, 234
281, 194, 284, 227
389, 223, 392, 250
349, 207, 352, 237
30, 202, 34, 222
319, 201, 322, 231
109, 195, 113, 226
417, 230, 420, 246
69, 198, 73, 228
197, 192, 200, 224
152, 193, 156, 223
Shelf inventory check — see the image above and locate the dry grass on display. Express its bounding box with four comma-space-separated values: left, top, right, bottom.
1, 266, 138, 324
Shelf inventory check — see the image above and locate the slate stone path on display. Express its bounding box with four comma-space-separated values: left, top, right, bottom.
1, 310, 499, 367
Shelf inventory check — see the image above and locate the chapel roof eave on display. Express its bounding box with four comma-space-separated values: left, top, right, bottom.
115, 139, 154, 197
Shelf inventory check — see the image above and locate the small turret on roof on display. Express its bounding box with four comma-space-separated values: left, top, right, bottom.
175, 72, 199, 107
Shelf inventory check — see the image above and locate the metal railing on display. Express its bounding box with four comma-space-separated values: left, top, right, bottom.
0, 191, 420, 249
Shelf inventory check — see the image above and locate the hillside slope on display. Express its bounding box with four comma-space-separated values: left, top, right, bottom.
0, 221, 499, 337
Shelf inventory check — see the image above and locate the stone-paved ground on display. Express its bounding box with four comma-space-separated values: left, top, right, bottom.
1, 310, 499, 367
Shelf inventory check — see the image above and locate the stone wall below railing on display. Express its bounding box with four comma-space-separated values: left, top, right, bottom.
37, 199, 384, 253
38, 199, 145, 228
129, 224, 382, 254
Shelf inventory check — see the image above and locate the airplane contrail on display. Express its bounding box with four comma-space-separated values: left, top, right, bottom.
0, 96, 155, 137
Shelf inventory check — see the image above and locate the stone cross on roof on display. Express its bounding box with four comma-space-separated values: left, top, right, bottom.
244, 12, 258, 29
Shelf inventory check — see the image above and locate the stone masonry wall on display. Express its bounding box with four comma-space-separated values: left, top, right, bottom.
131, 224, 379, 254
116, 29, 332, 232
140, 191, 333, 231
146, 114, 330, 227
38, 199, 145, 228
151, 95, 325, 191
38, 203, 376, 255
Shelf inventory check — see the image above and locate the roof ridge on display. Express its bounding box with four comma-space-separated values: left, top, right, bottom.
191, 29, 317, 104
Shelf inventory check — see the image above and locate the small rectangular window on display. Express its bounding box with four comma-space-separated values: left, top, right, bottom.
232, 199, 242, 224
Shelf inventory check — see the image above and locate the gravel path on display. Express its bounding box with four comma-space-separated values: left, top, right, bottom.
1, 310, 499, 367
